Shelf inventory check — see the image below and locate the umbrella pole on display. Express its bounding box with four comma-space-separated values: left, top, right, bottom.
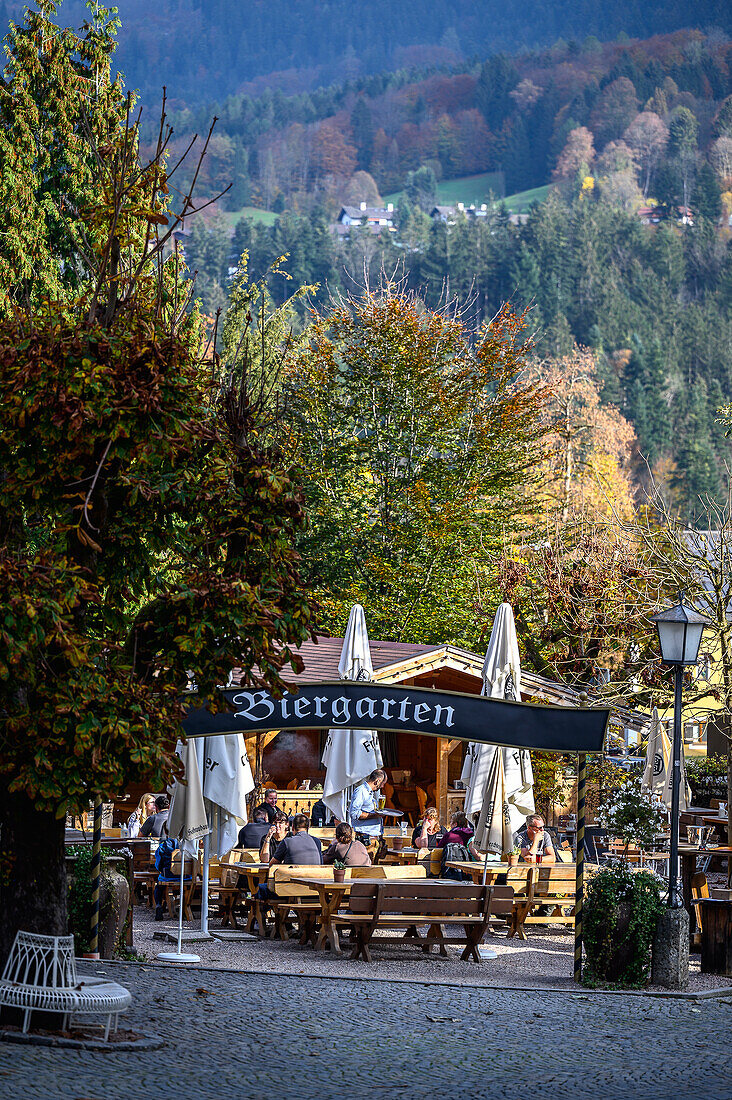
482, 845, 490, 886
176, 845, 185, 956
574, 751, 587, 983
201, 826, 210, 936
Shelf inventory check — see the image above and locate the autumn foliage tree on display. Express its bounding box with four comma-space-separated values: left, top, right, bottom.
0, 5, 315, 960
284, 283, 547, 644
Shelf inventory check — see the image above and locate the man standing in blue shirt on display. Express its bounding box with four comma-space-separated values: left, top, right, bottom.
348, 769, 386, 855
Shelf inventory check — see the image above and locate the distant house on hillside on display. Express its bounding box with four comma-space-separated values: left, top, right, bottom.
430, 202, 491, 224
337, 202, 395, 233
636, 203, 694, 227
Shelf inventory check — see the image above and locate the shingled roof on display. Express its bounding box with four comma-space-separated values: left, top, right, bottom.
229, 634, 647, 732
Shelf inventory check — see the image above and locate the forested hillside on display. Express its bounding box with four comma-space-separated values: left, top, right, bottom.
153, 29, 732, 211
193, 191, 732, 524
5, 0, 732, 103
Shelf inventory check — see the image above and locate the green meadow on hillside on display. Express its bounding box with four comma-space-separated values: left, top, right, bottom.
383, 176, 550, 213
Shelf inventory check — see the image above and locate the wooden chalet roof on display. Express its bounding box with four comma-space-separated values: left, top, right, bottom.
230, 635, 648, 732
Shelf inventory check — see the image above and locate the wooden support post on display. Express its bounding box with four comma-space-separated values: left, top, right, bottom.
436, 738, 461, 823
436, 738, 450, 823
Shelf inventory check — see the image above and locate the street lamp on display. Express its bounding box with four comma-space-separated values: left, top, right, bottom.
650, 596, 710, 908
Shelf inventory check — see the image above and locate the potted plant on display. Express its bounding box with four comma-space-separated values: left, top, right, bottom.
506, 845, 521, 867
583, 775, 667, 988
333, 859, 347, 883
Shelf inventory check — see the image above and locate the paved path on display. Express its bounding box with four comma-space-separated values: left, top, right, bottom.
1, 962, 730, 1100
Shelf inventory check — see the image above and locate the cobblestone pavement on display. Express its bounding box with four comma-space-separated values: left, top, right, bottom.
0, 962, 730, 1100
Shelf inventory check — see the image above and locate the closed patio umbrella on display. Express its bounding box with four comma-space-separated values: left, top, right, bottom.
322, 604, 383, 822
474, 750, 514, 881
642, 707, 671, 800
158, 738, 210, 963
198, 733, 255, 935
641, 707, 690, 813
462, 604, 535, 833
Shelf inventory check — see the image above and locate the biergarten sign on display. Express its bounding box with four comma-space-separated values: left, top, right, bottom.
182, 681, 609, 752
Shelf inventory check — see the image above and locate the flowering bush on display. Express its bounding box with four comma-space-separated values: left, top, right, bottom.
595, 774, 667, 856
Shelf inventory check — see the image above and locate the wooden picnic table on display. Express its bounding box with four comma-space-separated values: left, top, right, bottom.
446, 861, 512, 881
232, 863, 270, 934
383, 847, 419, 865
289, 873, 433, 955
678, 844, 732, 930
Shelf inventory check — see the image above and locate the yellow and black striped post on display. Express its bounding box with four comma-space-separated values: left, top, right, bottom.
87, 795, 103, 960
573, 751, 587, 982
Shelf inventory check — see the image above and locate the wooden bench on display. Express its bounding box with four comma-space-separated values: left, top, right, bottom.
508, 865, 576, 939
268, 864, 429, 944
334, 881, 513, 962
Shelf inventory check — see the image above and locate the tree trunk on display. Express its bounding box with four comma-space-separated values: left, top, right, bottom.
0, 785, 67, 967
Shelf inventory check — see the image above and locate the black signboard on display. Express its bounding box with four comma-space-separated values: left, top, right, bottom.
182, 681, 608, 752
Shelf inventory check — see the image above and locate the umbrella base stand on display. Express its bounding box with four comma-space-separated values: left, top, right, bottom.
153, 930, 214, 943
156, 950, 201, 963
210, 930, 258, 942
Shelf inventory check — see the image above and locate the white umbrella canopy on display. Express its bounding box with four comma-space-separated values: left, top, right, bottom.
322, 604, 383, 822
462, 603, 535, 832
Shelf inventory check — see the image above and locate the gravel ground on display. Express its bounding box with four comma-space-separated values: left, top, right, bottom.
130, 904, 732, 994
2, 962, 731, 1100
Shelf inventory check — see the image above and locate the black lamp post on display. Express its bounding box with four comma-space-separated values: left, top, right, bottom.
650, 596, 710, 908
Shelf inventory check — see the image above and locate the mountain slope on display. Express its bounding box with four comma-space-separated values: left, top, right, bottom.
3, 0, 731, 103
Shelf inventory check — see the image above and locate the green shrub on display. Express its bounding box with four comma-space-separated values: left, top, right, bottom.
583, 863, 665, 988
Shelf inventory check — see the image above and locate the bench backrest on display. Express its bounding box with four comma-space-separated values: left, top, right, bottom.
348, 881, 491, 918
505, 867, 533, 895
2, 931, 77, 988
270, 865, 331, 898
691, 872, 710, 931
131, 842, 153, 871
532, 865, 576, 897
349, 864, 427, 880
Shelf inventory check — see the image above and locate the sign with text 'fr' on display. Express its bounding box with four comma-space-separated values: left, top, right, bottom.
182, 681, 609, 752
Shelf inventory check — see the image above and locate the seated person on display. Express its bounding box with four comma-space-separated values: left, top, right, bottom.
153, 830, 179, 921
259, 810, 290, 862
127, 793, 157, 839
437, 810, 481, 860
310, 796, 332, 828
238, 808, 271, 850
412, 806, 444, 849
140, 794, 170, 837
323, 822, 371, 867
515, 814, 556, 864
255, 788, 279, 823
270, 813, 322, 866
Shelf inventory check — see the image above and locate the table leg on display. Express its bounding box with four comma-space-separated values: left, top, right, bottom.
681, 852, 696, 933
316, 886, 346, 954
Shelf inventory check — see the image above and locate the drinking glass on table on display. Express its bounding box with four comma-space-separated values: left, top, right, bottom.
378, 795, 386, 810
535, 853, 543, 865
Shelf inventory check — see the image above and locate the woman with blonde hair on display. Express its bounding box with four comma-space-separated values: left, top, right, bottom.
127, 793, 157, 838
412, 806, 444, 849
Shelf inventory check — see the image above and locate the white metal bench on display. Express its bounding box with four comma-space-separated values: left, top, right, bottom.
0, 931, 132, 1041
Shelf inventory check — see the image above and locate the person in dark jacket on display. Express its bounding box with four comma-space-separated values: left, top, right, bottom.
141, 794, 170, 837
238, 808, 271, 849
